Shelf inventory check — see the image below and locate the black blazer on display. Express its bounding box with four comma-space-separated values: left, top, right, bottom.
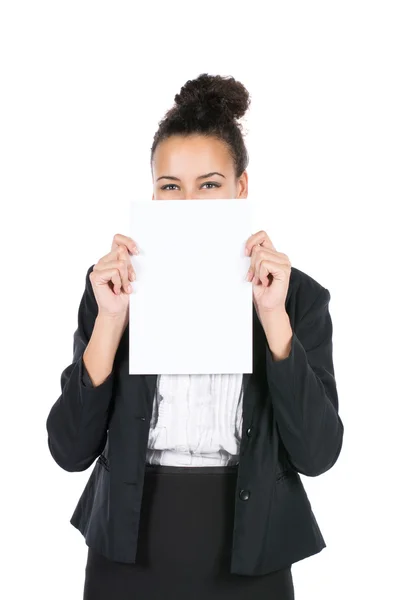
46, 263, 344, 576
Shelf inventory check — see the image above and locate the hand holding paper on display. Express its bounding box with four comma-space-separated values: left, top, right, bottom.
89, 233, 139, 324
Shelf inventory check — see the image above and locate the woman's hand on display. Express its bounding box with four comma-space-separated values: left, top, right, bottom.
244, 230, 291, 316
89, 233, 139, 322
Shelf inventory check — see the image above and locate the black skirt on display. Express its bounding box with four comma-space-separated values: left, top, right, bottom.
83, 463, 295, 600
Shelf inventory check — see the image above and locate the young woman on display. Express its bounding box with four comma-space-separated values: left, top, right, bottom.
46, 73, 344, 600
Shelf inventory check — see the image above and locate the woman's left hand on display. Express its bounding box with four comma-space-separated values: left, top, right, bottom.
245, 230, 291, 315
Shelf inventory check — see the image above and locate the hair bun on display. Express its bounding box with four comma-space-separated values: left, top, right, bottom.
174, 73, 250, 123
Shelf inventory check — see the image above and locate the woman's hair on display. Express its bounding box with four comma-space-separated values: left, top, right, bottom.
151, 73, 251, 178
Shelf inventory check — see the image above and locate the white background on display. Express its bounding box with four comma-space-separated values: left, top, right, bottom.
1, 1, 399, 598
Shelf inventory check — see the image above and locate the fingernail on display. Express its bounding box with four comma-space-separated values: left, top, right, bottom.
127, 284, 132, 292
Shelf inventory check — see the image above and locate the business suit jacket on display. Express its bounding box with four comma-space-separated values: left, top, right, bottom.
46, 263, 344, 576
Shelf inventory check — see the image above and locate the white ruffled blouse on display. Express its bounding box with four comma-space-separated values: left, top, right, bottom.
145, 373, 244, 467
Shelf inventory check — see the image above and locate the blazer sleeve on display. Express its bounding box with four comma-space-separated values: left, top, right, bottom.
46, 264, 115, 472
265, 286, 344, 477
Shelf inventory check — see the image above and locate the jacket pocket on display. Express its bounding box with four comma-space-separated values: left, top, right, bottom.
259, 467, 325, 573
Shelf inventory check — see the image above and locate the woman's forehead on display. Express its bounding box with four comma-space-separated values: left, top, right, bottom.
153, 135, 234, 178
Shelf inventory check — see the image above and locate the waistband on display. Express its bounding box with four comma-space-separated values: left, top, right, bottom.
144, 463, 239, 475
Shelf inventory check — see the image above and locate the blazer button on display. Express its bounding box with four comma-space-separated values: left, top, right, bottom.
246, 427, 252, 437
239, 489, 251, 501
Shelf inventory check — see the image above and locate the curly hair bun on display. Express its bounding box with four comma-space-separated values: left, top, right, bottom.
174, 73, 250, 123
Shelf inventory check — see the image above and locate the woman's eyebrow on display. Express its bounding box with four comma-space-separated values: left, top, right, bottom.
197, 172, 226, 180
156, 172, 226, 182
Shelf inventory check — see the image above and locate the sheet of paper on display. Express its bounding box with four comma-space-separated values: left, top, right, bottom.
129, 199, 253, 374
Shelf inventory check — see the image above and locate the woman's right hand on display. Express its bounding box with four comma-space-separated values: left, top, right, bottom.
89, 233, 139, 322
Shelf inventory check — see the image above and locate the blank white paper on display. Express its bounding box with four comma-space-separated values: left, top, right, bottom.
129, 199, 253, 375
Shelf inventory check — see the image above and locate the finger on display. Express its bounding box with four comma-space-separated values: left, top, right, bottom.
246, 247, 284, 281
258, 259, 288, 285
93, 260, 129, 295
110, 269, 123, 295
91, 266, 123, 295
252, 247, 288, 275
247, 254, 288, 285
111, 233, 140, 255
245, 230, 276, 256
248, 266, 269, 286
128, 266, 136, 282
252, 275, 262, 286
116, 245, 131, 293
100, 247, 136, 284
253, 273, 272, 287
246, 267, 254, 282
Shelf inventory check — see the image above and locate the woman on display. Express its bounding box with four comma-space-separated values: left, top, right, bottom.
46, 73, 344, 599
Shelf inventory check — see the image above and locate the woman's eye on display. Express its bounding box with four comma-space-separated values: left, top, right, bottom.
201, 182, 221, 189
161, 184, 179, 190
